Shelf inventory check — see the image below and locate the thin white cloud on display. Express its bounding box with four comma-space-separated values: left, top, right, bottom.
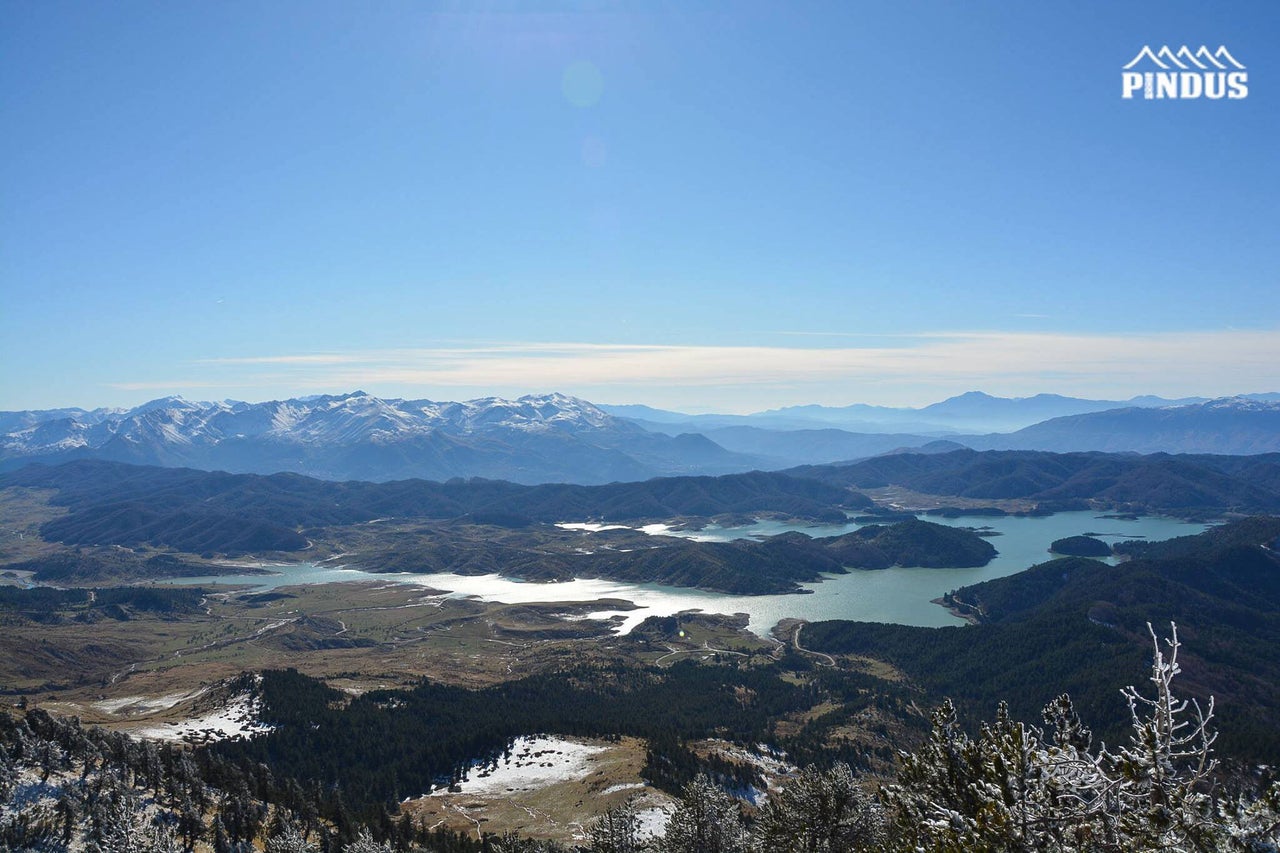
111, 329, 1280, 410
200, 353, 369, 366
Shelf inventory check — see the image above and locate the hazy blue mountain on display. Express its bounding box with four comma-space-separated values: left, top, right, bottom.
601, 408, 864, 432
0, 392, 767, 485
965, 397, 1280, 455
875, 439, 970, 457
605, 391, 1255, 434
628, 414, 954, 435
614, 394, 1280, 465
789, 447, 1280, 513
746, 401, 947, 431
920, 391, 1166, 430
594, 403, 702, 423
681, 426, 948, 466
763, 392, 1223, 432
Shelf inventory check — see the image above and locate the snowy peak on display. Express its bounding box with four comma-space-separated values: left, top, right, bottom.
130, 395, 200, 414
0, 391, 630, 457
1195, 396, 1280, 413
2, 417, 93, 454
0, 391, 759, 485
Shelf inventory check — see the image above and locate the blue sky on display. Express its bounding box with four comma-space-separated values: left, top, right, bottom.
3, 1, 1277, 412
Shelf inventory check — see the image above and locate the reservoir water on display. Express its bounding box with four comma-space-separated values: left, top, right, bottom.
167, 511, 1209, 637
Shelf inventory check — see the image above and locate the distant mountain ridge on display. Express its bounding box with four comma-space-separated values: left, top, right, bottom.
0, 391, 765, 485
602, 391, 1275, 434
788, 448, 1280, 514
966, 397, 1280, 455
4, 391, 1278, 484
621, 395, 1280, 463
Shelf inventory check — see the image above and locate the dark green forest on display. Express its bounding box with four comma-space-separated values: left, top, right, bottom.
213, 658, 919, 812
789, 449, 1280, 513
3, 461, 863, 556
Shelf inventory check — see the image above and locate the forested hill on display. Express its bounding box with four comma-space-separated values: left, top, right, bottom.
571, 520, 997, 593
788, 449, 1280, 513
801, 516, 1280, 762
2, 460, 865, 555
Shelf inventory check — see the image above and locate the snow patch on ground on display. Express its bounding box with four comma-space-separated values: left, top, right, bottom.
94, 688, 208, 716
431, 735, 609, 797
705, 739, 796, 779
638, 523, 673, 536
635, 805, 671, 838
132, 692, 270, 744
6, 770, 66, 814
600, 782, 648, 796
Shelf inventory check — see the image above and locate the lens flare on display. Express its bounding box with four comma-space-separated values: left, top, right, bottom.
562, 60, 604, 107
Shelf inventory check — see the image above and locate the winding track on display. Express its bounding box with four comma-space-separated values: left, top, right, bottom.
791, 622, 836, 667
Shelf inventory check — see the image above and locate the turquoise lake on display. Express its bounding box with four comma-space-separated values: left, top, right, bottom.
166, 511, 1210, 637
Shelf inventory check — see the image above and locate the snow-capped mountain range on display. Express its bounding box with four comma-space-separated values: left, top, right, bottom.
0, 392, 759, 485
2, 392, 1277, 484
2, 391, 615, 446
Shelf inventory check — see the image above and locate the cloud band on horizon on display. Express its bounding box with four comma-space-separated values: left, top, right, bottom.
105, 329, 1280, 411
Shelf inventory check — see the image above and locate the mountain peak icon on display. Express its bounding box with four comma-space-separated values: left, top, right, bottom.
1214, 46, 1246, 69
1123, 44, 1246, 71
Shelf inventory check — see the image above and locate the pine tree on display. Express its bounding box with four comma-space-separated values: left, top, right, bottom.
144, 821, 184, 853
343, 826, 396, 853
268, 819, 320, 853
881, 622, 1265, 853
1224, 779, 1280, 850
588, 798, 648, 853
659, 774, 749, 853
754, 762, 886, 852
85, 774, 146, 853
0, 744, 15, 805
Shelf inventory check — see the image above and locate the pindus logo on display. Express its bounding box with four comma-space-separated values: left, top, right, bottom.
1121, 45, 1247, 100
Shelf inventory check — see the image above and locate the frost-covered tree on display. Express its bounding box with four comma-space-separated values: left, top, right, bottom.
143, 821, 183, 853
882, 622, 1273, 853
754, 762, 886, 852
589, 798, 648, 853
1224, 779, 1280, 851
660, 774, 750, 853
267, 819, 319, 853
85, 774, 146, 853
1098, 623, 1224, 851
35, 737, 63, 783
82, 781, 182, 853
882, 697, 1029, 851
342, 827, 396, 853
0, 744, 15, 805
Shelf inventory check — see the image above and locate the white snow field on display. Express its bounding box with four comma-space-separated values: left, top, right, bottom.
132, 692, 271, 743
430, 735, 610, 796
